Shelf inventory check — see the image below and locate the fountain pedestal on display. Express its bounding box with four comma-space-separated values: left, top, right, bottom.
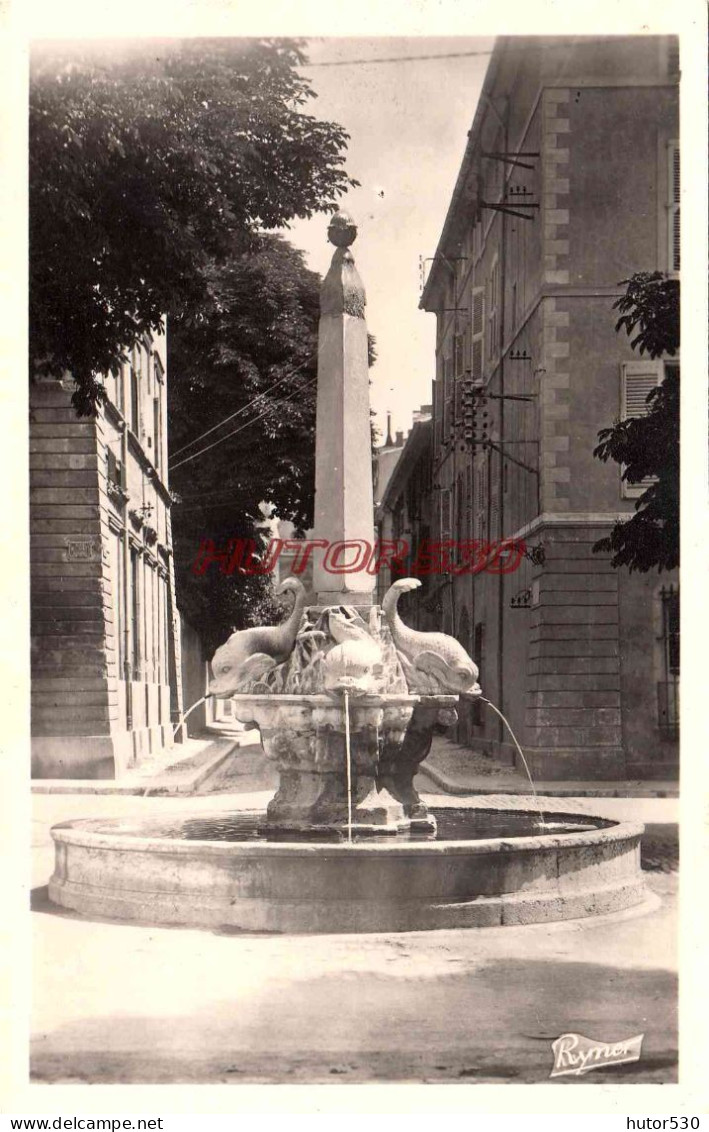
231, 691, 421, 837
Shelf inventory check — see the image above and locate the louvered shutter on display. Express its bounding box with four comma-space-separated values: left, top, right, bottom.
668, 142, 680, 273
465, 464, 474, 541
621, 360, 663, 498
440, 487, 453, 542
441, 357, 449, 439
471, 287, 485, 382
434, 378, 443, 448
474, 453, 488, 542
489, 463, 500, 541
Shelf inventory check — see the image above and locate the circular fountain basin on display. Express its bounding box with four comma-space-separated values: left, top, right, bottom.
48, 800, 646, 933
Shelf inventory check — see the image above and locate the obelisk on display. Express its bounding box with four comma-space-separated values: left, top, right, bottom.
312, 212, 375, 607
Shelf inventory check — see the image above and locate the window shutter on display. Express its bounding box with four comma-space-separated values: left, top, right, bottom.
621, 360, 663, 497
668, 142, 680, 273
487, 260, 499, 364
489, 465, 500, 541
433, 378, 443, 448
465, 464, 474, 541
443, 355, 453, 438
440, 487, 453, 542
471, 287, 485, 382
474, 453, 488, 542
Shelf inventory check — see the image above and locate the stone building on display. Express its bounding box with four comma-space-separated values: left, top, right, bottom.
30, 331, 183, 778
375, 410, 438, 632
419, 35, 679, 779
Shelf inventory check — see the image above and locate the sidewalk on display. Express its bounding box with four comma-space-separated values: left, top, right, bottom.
420, 735, 679, 799
30, 729, 259, 797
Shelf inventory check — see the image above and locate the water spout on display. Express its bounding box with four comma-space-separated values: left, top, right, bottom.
172, 695, 213, 742
344, 690, 353, 843
480, 697, 547, 830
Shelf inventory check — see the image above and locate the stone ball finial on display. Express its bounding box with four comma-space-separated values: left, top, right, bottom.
327, 210, 358, 247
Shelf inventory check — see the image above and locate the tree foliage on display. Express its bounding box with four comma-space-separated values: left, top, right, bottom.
168, 235, 321, 651
593, 273, 679, 572
30, 37, 354, 415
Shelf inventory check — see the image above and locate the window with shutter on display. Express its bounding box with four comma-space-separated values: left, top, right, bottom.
489, 465, 500, 541
443, 355, 453, 438
471, 287, 485, 382
434, 378, 443, 448
440, 487, 453, 542
668, 141, 680, 274
465, 464, 474, 541
473, 452, 488, 541
620, 359, 663, 498
487, 259, 499, 365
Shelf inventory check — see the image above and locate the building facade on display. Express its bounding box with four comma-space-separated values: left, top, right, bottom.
30, 331, 183, 779
375, 412, 438, 632
420, 35, 679, 779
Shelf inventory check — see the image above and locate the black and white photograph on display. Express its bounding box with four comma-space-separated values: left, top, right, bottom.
2, 0, 707, 1116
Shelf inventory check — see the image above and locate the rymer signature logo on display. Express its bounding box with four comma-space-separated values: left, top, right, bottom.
550, 1032, 644, 1078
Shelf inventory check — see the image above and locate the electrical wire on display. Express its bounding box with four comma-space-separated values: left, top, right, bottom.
305, 48, 494, 68
170, 374, 318, 473
303, 39, 618, 69
169, 352, 316, 462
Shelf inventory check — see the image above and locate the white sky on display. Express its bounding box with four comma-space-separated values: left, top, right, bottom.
282, 37, 494, 440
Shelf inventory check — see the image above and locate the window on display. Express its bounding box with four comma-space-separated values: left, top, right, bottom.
153, 397, 161, 473
106, 446, 124, 487
439, 487, 453, 543
657, 584, 679, 738
473, 451, 488, 541
434, 378, 443, 448
130, 363, 140, 435
453, 333, 465, 427
487, 259, 499, 364
489, 462, 500, 541
130, 548, 141, 677
465, 464, 474, 541
116, 363, 126, 418
114, 534, 126, 674
620, 360, 664, 498
668, 141, 680, 274
443, 354, 453, 439
162, 577, 171, 685
471, 287, 485, 382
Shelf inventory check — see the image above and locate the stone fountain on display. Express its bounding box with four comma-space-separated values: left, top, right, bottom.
48, 213, 647, 933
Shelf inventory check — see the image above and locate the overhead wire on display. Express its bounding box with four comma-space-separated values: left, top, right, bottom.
169, 351, 316, 462
305, 48, 494, 68
303, 39, 618, 69
170, 373, 319, 473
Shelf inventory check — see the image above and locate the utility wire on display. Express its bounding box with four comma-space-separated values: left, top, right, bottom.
305, 49, 494, 68
303, 38, 618, 69
170, 374, 318, 473
169, 352, 316, 462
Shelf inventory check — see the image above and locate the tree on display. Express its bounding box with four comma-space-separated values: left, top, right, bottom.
169, 235, 378, 652
29, 37, 354, 415
593, 272, 679, 572
168, 234, 321, 652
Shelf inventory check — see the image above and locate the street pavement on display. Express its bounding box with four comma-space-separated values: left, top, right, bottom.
31, 783, 678, 1085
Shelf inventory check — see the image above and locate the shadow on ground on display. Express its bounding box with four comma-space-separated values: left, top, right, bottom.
31, 957, 677, 1085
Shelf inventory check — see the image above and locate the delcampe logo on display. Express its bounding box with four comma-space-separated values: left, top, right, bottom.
550, 1032, 644, 1078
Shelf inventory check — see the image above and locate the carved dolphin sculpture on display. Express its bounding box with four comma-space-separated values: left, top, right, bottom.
322, 608, 384, 694
208, 576, 306, 698
382, 578, 480, 695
